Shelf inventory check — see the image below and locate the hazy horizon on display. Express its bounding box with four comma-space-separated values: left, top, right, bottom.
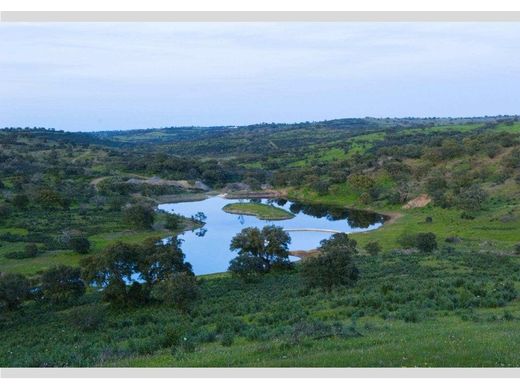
2, 22, 520, 131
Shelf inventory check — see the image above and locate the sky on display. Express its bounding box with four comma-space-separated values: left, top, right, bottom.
1, 22, 520, 131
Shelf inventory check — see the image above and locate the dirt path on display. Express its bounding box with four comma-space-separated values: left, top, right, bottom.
90, 176, 109, 189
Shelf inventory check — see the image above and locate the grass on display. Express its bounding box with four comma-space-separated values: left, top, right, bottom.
288, 186, 520, 253
2, 250, 520, 367
223, 202, 295, 220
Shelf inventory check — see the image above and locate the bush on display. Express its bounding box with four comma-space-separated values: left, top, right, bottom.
24, 243, 38, 258
151, 272, 199, 311
397, 232, 418, 248
364, 241, 381, 256
69, 236, 91, 254
4, 243, 39, 259
12, 194, 29, 210
514, 243, 520, 255
416, 233, 438, 253
68, 305, 106, 331
398, 232, 437, 253
0, 203, 12, 219
220, 331, 235, 347
0, 273, 30, 310
41, 265, 86, 304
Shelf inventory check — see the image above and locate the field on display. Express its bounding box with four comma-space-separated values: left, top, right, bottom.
2, 250, 520, 367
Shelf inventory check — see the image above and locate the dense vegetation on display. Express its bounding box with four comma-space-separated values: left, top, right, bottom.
1, 115, 520, 367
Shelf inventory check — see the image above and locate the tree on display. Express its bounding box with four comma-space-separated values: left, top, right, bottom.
122, 203, 155, 229
41, 265, 85, 304
416, 232, 438, 253
80, 241, 140, 304
300, 234, 359, 291
0, 273, 30, 310
191, 212, 207, 224
365, 241, 381, 256
165, 213, 183, 230
80, 238, 191, 305
319, 233, 357, 253
69, 236, 91, 254
151, 272, 199, 312
138, 237, 192, 286
228, 225, 292, 278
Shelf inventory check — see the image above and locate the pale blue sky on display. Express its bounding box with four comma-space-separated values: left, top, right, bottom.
1, 22, 520, 131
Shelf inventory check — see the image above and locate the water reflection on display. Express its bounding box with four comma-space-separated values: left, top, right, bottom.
158, 196, 384, 275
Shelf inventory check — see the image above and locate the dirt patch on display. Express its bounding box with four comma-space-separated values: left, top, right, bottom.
403, 194, 432, 209
290, 249, 320, 259
223, 188, 288, 199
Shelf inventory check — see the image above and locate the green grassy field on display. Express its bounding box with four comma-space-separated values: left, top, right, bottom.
2, 250, 520, 367
223, 202, 295, 220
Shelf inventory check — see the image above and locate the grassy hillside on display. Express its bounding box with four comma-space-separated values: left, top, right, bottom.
1, 117, 520, 367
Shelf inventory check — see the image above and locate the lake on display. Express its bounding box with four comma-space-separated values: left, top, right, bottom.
158, 196, 385, 275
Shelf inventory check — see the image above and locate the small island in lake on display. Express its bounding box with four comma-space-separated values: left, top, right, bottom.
222, 202, 295, 220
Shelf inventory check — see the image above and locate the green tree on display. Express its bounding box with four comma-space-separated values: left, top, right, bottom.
300, 234, 359, 291
122, 203, 155, 229
41, 265, 85, 304
165, 213, 183, 230
151, 272, 199, 312
80, 241, 140, 304
138, 237, 192, 286
229, 225, 292, 278
0, 273, 30, 310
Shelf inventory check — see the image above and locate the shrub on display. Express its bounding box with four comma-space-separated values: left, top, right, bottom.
220, 331, 235, 347
514, 243, 520, 255
364, 241, 381, 256
12, 194, 29, 210
0, 203, 12, 219
398, 232, 437, 253
161, 325, 184, 348
68, 305, 106, 331
0, 273, 30, 310
397, 232, 418, 248
69, 236, 91, 254
416, 233, 438, 253
41, 265, 85, 304
24, 243, 38, 258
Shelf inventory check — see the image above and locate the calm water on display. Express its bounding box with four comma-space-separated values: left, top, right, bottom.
158, 196, 385, 275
